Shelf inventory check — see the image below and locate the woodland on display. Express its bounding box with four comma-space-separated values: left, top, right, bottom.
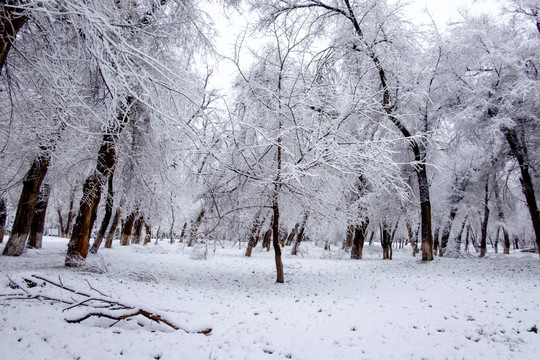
0, 0, 539, 282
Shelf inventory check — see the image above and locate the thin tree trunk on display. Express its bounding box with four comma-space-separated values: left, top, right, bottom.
57, 208, 65, 238
27, 184, 51, 249
263, 228, 272, 251
0, 197, 6, 243
344, 224, 354, 250
179, 222, 187, 243
480, 177, 490, 258
0, 4, 28, 74
502, 126, 540, 257
286, 223, 299, 246
187, 209, 205, 247
64, 188, 75, 237
120, 211, 137, 246
143, 223, 151, 245
453, 216, 468, 255
90, 170, 114, 254
381, 223, 393, 260
433, 227, 440, 254
291, 212, 308, 256
105, 207, 122, 248
3, 151, 51, 256
272, 201, 284, 283
245, 215, 264, 257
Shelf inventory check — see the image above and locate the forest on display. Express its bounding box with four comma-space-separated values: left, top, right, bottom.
1, 1, 540, 359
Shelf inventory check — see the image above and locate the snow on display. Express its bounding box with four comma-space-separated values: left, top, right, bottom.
1, 237, 539, 360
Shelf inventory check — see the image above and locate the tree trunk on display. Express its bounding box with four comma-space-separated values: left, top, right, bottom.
64, 188, 75, 237
90, 170, 114, 254
351, 220, 369, 259
502, 227, 510, 255
143, 223, 151, 245
187, 209, 205, 247
433, 227, 440, 254
272, 201, 284, 284
286, 223, 299, 246
104, 207, 122, 248
0, 4, 28, 74
65, 133, 118, 266
120, 211, 137, 246
245, 215, 264, 257
65, 96, 133, 266
3, 152, 51, 256
502, 126, 540, 257
27, 184, 51, 249
453, 216, 468, 255
57, 208, 65, 238
132, 216, 144, 244
291, 212, 308, 256
0, 197, 6, 243
380, 223, 392, 260
179, 222, 187, 243
480, 177, 490, 258
344, 224, 354, 250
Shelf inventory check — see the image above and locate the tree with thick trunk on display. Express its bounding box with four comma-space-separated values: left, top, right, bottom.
187, 209, 205, 247
351, 220, 369, 259
501, 126, 540, 256
0, 2, 28, 74
3, 150, 51, 256
27, 184, 51, 249
66, 98, 133, 266
120, 211, 137, 246
132, 216, 145, 245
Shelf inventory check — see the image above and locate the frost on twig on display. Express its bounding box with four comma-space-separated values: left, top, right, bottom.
1, 274, 211, 334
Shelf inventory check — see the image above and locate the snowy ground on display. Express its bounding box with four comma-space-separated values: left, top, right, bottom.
1, 237, 539, 360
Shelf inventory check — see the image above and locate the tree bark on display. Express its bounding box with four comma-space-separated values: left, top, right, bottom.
272, 201, 284, 283
120, 211, 137, 246
90, 170, 114, 254
245, 215, 264, 257
105, 207, 121, 248
380, 223, 393, 260
286, 223, 299, 246
0, 4, 28, 74
27, 184, 51, 249
480, 177, 490, 257
501, 126, 540, 257
66, 97, 133, 266
291, 212, 308, 256
0, 197, 6, 243
64, 188, 75, 237
187, 209, 205, 247
351, 220, 369, 259
132, 216, 144, 244
3, 151, 51, 256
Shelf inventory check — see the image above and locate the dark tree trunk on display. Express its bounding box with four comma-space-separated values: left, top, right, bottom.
501, 126, 540, 257
66, 97, 132, 266
245, 215, 264, 257
187, 209, 205, 247
143, 223, 151, 245
179, 222, 188, 243
272, 201, 284, 284
453, 216, 468, 255
0, 4, 28, 74
27, 184, 51, 249
380, 223, 393, 260
120, 211, 137, 246
344, 224, 354, 250
132, 216, 144, 244
57, 208, 65, 238
351, 220, 369, 259
0, 197, 6, 243
433, 227, 440, 254
291, 213, 308, 256
480, 178, 490, 258
3, 152, 51, 256
90, 170, 114, 254
105, 207, 121, 248
262, 227, 272, 251
286, 223, 299, 246
66, 133, 118, 266
64, 188, 75, 237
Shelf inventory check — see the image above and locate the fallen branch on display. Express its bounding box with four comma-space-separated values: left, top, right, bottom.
2, 274, 212, 334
